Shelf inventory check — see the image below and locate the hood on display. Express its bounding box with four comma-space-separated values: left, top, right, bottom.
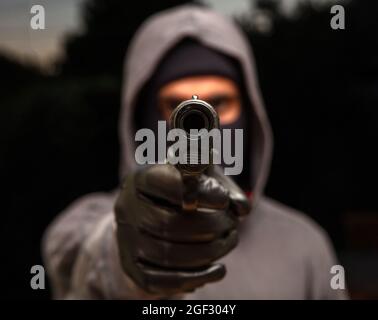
119, 4, 273, 206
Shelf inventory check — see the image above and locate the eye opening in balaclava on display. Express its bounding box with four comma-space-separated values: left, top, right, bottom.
134, 37, 252, 191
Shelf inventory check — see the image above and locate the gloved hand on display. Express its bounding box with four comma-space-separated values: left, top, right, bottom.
114, 164, 250, 296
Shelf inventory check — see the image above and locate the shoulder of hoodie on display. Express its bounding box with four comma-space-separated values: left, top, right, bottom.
64, 191, 118, 215
48, 191, 118, 231
253, 196, 336, 257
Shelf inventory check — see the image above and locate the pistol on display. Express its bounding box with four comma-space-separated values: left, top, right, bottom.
169, 95, 220, 211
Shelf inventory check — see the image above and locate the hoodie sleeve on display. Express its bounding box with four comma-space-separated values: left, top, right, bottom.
68, 213, 166, 299
42, 193, 161, 299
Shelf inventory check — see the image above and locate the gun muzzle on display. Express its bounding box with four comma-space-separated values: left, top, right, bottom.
169, 95, 219, 211
169, 95, 220, 174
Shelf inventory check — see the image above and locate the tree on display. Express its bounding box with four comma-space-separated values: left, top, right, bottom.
239, 0, 378, 248
58, 0, 194, 77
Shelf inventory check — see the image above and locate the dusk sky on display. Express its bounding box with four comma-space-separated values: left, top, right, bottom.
0, 0, 84, 66
0, 0, 332, 67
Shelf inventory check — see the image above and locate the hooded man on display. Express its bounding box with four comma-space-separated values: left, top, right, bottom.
42, 5, 347, 299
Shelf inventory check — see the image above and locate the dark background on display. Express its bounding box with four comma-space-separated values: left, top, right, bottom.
1, 0, 377, 299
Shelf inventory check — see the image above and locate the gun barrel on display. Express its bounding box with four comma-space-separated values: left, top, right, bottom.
169, 95, 219, 175
169, 95, 219, 212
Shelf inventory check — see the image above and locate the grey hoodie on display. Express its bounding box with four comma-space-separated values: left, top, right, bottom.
42, 5, 347, 300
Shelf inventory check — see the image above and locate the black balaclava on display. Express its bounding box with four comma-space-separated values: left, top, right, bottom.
135, 38, 251, 191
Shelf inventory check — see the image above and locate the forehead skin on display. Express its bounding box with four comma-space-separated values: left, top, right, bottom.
158, 75, 239, 100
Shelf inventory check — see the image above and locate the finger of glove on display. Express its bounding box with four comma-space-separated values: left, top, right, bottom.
206, 165, 251, 217
134, 228, 238, 269
135, 164, 229, 210
124, 198, 237, 242
139, 263, 226, 295
116, 224, 226, 295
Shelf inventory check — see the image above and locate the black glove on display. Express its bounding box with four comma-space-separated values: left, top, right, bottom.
114, 164, 250, 296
